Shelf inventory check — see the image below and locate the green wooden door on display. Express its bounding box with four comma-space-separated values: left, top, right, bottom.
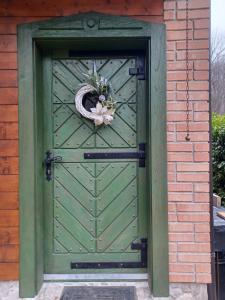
43, 53, 147, 273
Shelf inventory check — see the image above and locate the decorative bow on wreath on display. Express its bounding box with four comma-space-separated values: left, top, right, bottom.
75, 61, 117, 126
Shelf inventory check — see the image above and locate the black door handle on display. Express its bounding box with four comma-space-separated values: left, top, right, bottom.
44, 151, 62, 181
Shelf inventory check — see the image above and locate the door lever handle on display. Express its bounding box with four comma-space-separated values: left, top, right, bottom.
44, 150, 62, 181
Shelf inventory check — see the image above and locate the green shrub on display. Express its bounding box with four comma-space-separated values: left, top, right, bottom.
212, 113, 225, 205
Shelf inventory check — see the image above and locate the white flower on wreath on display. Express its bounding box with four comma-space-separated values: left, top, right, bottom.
91, 102, 115, 126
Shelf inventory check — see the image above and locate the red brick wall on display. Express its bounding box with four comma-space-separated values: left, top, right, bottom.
164, 0, 211, 284
0, 0, 210, 285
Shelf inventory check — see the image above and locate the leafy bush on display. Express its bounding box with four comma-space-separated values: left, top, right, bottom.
212, 113, 225, 205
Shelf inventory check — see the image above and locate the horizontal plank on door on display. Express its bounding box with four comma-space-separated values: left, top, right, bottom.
0, 175, 18, 192
0, 244, 19, 262
0, 192, 18, 209
0, 262, 18, 280
0, 141, 18, 156
0, 53, 17, 70
0, 227, 19, 245
0, 1, 163, 17
0, 88, 18, 104
0, 210, 19, 227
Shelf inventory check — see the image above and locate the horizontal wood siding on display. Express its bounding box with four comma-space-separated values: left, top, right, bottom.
0, 0, 163, 281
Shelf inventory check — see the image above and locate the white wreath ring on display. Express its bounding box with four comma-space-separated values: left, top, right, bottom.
75, 84, 115, 126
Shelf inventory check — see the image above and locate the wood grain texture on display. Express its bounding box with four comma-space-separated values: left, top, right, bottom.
0, 192, 18, 209
0, 210, 19, 227
0, 262, 19, 280
0, 227, 19, 245
0, 88, 18, 104
0, 122, 18, 139
0, 0, 163, 17
0, 244, 19, 262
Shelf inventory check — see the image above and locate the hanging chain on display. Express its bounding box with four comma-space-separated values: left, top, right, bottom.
185, 0, 190, 141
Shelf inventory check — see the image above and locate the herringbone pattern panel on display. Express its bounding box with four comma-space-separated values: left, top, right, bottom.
53, 162, 138, 254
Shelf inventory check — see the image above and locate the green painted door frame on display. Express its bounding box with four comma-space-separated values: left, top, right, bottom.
18, 12, 168, 298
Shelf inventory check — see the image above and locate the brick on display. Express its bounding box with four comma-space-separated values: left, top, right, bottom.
177, 173, 209, 182
164, 10, 176, 21
194, 19, 210, 29
0, 105, 18, 122
168, 183, 193, 192
177, 9, 209, 20
176, 40, 209, 50
169, 232, 194, 242
194, 60, 209, 71
195, 223, 210, 233
170, 273, 195, 282
169, 242, 177, 252
194, 192, 210, 203
194, 183, 210, 193
194, 112, 209, 121
177, 50, 209, 60
178, 243, 210, 253
166, 20, 192, 31
177, 163, 209, 172
178, 253, 211, 263
169, 223, 194, 233
177, 213, 210, 222
177, 203, 209, 212
176, 91, 209, 101
168, 71, 193, 81
177, 81, 209, 91
176, 132, 209, 142
168, 193, 193, 202
194, 71, 209, 80
164, 1, 176, 10
169, 263, 194, 273
169, 253, 177, 263
168, 202, 176, 212
167, 51, 176, 61
194, 29, 209, 39
167, 102, 193, 111
195, 233, 210, 243
167, 112, 192, 122
194, 152, 209, 162
168, 61, 192, 71
168, 152, 193, 162
177, 0, 210, 10
194, 143, 209, 152
196, 273, 211, 283
176, 122, 209, 132
196, 263, 211, 273
168, 143, 193, 152
169, 213, 178, 222
167, 30, 192, 41
194, 102, 209, 111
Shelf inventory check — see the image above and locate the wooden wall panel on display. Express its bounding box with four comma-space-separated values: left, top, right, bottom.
0, 0, 164, 281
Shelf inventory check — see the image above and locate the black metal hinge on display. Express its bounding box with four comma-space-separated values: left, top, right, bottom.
71, 238, 147, 269
129, 56, 145, 80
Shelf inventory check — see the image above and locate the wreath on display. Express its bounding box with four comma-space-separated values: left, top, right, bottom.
75, 62, 117, 126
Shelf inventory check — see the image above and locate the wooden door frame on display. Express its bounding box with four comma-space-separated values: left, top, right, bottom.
18, 12, 168, 298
